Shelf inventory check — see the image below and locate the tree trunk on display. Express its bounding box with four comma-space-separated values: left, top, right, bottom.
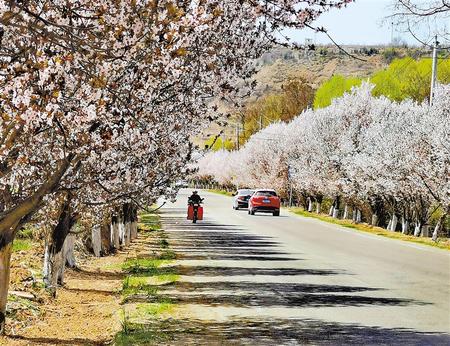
307, 198, 313, 212
371, 214, 379, 226
64, 234, 76, 268
387, 218, 392, 231
118, 215, 125, 246
352, 209, 357, 222
91, 225, 102, 257
111, 216, 120, 250
332, 208, 339, 218
43, 241, 65, 293
332, 196, 340, 218
130, 207, 138, 240
0, 157, 74, 332
432, 218, 443, 241
123, 204, 131, 246
343, 204, 349, 219
329, 205, 334, 216
0, 243, 12, 335
414, 222, 422, 237
316, 202, 321, 214
389, 214, 398, 231
356, 209, 362, 223
43, 196, 77, 293
432, 206, 449, 241
100, 223, 112, 255
402, 216, 409, 234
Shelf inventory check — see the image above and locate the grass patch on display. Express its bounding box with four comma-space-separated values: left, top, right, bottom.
138, 213, 161, 232
136, 301, 174, 316
158, 250, 176, 260
154, 273, 179, 284
122, 258, 173, 274
115, 325, 172, 345
117, 211, 180, 344
290, 208, 450, 251
122, 276, 159, 298
12, 239, 33, 252
207, 189, 234, 197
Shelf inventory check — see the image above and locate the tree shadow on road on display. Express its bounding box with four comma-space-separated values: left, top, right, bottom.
121, 317, 450, 345
128, 208, 439, 344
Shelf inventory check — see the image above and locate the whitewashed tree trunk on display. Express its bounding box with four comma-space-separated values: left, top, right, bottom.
118, 217, 125, 246
389, 214, 398, 231
64, 234, 76, 268
0, 243, 12, 335
387, 218, 392, 231
432, 207, 449, 241
329, 205, 334, 216
343, 204, 348, 219
43, 195, 77, 291
110, 222, 114, 245
352, 209, 357, 222
316, 202, 321, 214
91, 226, 102, 257
401, 217, 409, 234
371, 214, 379, 226
112, 218, 120, 249
308, 198, 313, 212
414, 222, 422, 237
43, 241, 65, 295
432, 220, 441, 241
124, 221, 131, 246
332, 208, 339, 218
356, 209, 362, 223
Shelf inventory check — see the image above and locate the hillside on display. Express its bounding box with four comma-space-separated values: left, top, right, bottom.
198, 46, 398, 145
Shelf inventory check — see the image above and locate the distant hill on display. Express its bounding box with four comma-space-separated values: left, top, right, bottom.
198, 45, 429, 146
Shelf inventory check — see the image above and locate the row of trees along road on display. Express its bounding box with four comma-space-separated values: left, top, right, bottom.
196, 83, 449, 240
0, 0, 356, 333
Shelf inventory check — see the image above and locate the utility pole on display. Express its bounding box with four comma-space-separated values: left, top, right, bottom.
430, 35, 439, 106
221, 133, 225, 150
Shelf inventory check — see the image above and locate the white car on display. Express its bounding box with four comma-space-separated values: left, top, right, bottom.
232, 189, 255, 210
175, 180, 189, 188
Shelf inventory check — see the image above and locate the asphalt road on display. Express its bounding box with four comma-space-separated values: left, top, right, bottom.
158, 189, 450, 345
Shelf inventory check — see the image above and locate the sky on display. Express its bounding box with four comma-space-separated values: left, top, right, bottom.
286, 0, 443, 46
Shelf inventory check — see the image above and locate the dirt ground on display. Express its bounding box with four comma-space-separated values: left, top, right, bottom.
0, 243, 135, 346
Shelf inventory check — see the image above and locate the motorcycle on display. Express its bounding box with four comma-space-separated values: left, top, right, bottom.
187, 199, 204, 223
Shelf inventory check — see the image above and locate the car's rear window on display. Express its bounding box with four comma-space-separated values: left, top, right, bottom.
238, 190, 254, 195
255, 191, 277, 197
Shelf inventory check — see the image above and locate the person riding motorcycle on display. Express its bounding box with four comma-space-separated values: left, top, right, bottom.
188, 191, 203, 204
188, 191, 204, 223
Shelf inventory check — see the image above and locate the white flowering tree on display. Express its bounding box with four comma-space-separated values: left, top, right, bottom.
196, 83, 449, 238
0, 0, 353, 333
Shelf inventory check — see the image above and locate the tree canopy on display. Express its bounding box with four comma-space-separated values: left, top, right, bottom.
314, 57, 450, 108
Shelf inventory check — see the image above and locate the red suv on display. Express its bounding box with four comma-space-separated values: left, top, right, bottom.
248, 189, 280, 216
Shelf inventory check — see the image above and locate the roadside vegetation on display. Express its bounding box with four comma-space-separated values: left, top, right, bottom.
290, 208, 450, 251
116, 213, 179, 345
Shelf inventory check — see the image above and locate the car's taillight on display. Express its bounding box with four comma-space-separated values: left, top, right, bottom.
238, 196, 245, 200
